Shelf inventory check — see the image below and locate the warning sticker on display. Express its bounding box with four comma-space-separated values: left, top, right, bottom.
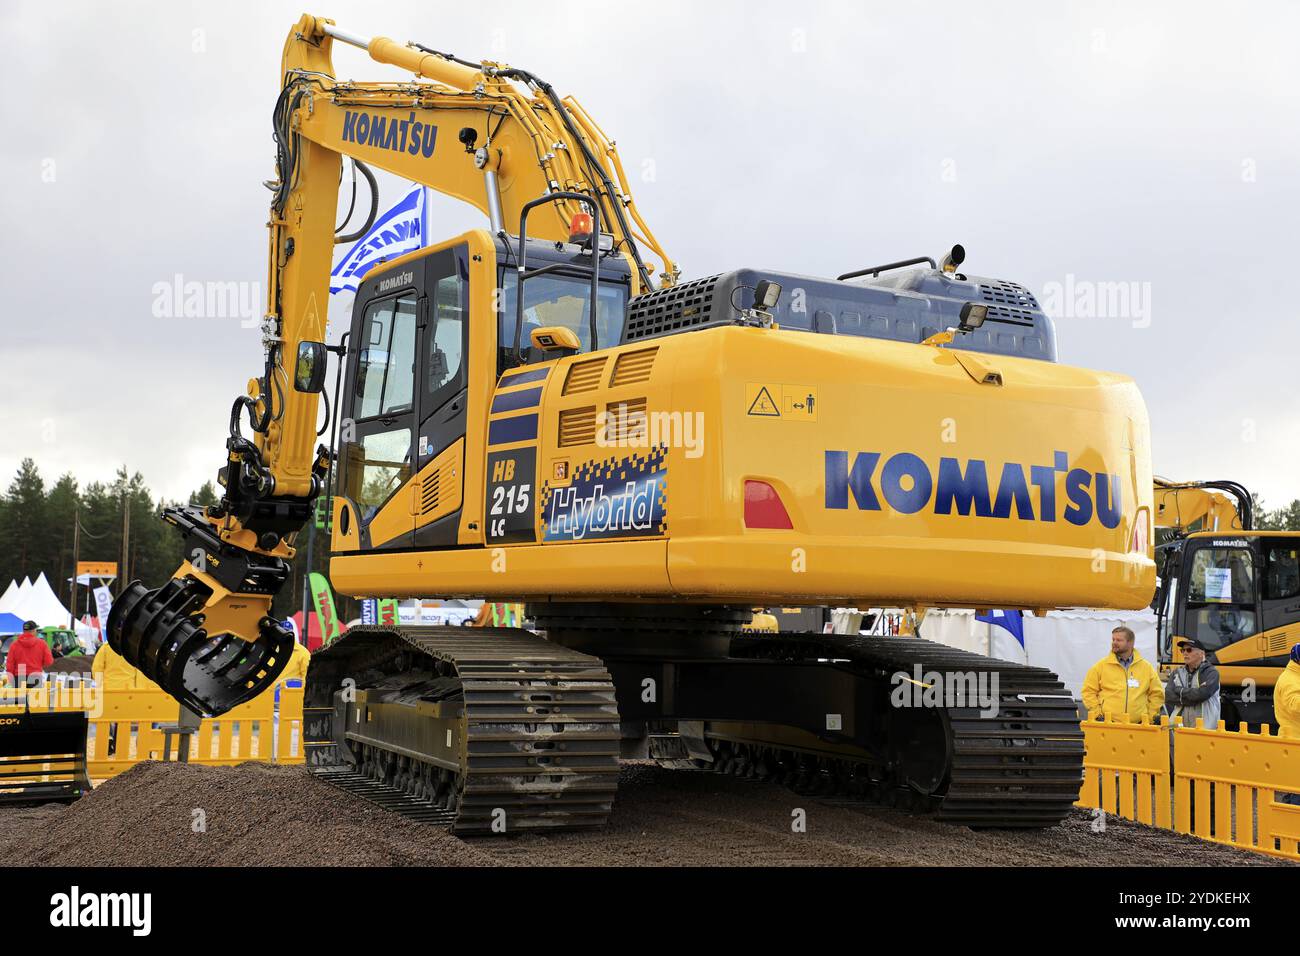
747, 385, 781, 417
746, 383, 818, 421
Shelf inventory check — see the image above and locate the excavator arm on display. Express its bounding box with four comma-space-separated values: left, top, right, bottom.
1153, 477, 1253, 536
107, 15, 676, 716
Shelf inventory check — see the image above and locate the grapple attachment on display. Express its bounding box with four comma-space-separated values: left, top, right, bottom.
108, 575, 294, 717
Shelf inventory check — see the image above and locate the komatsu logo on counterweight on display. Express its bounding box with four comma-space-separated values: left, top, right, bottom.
824, 450, 1122, 527
341, 110, 437, 158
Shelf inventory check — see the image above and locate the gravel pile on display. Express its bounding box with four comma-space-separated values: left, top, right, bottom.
0, 761, 1288, 867
0, 762, 494, 867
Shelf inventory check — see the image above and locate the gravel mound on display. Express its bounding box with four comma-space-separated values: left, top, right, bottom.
0, 762, 494, 867
0, 761, 1289, 867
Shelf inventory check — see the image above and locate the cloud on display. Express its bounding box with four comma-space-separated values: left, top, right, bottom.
2, 0, 1298, 506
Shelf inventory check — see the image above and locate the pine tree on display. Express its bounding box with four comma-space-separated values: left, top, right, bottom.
0, 459, 48, 580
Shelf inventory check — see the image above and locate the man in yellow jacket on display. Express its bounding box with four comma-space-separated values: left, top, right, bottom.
91, 642, 149, 690
280, 640, 312, 682
1081, 625, 1165, 722
1276, 645, 1300, 739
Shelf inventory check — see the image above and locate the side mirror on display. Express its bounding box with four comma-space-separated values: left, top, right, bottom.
295, 341, 328, 393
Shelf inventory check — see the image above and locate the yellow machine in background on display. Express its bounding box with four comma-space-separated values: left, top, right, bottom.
110, 15, 1157, 833
1152, 478, 1296, 728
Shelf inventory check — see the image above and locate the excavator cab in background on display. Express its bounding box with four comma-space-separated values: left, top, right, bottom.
1152, 479, 1299, 728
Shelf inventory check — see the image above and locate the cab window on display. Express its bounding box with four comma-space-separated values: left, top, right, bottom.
1263, 543, 1300, 601
1184, 546, 1257, 650
499, 272, 627, 367
345, 428, 412, 522
428, 273, 466, 399
355, 293, 418, 419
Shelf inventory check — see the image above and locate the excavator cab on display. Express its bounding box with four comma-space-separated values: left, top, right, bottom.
331, 227, 631, 557
1156, 532, 1300, 728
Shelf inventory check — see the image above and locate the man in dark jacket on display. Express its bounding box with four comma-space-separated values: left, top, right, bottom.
1164, 637, 1221, 729
4, 620, 53, 686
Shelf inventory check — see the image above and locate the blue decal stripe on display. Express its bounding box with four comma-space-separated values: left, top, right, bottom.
498, 366, 551, 387
490, 386, 543, 415
488, 413, 539, 446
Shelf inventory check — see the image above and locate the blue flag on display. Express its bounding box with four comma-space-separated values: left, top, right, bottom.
975, 609, 1025, 647
330, 184, 429, 295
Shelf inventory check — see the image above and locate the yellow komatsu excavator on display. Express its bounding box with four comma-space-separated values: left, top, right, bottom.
1152, 478, 1297, 728
108, 15, 1158, 832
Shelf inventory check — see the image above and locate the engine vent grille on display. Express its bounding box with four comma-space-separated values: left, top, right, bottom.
417, 456, 458, 516
563, 357, 607, 395
980, 280, 1040, 310
984, 305, 1037, 327
625, 274, 720, 341
610, 347, 658, 386
558, 406, 598, 446
419, 472, 441, 515
603, 397, 648, 444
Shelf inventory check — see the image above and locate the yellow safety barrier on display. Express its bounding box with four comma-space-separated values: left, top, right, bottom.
1075, 716, 1172, 829
1076, 716, 1300, 861
1, 680, 305, 782
86, 683, 306, 779
1174, 723, 1300, 861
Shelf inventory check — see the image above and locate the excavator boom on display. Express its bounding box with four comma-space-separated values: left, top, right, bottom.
108, 15, 677, 715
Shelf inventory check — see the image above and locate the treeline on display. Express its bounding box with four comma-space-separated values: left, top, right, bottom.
1, 457, 1295, 625
0, 458, 328, 621
1255, 497, 1300, 531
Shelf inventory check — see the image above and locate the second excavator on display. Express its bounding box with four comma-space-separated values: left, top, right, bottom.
1152, 478, 1297, 728
109, 15, 1157, 833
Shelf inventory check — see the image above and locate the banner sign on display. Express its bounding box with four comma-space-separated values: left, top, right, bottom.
92, 586, 114, 641
309, 572, 341, 645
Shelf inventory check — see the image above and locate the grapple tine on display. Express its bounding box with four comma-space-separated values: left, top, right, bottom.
108, 576, 293, 717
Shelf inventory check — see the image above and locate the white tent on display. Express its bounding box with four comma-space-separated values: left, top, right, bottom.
921, 607, 1159, 709
10, 572, 75, 628
0, 580, 20, 613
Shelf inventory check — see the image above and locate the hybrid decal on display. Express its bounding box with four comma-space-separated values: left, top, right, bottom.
341, 110, 438, 158
825, 449, 1122, 528
541, 446, 668, 542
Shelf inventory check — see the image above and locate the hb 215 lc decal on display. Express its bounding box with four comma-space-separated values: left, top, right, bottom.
541, 446, 668, 542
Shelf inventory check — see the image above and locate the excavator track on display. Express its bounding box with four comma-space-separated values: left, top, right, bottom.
696, 634, 1085, 828
304, 625, 621, 835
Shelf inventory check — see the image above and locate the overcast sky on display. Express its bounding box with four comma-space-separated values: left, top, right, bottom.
1, 0, 1297, 507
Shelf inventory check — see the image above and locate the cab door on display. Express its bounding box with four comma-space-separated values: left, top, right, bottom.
412, 244, 470, 547
339, 273, 422, 552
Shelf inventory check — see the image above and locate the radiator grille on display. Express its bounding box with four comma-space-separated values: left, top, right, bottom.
625, 274, 720, 340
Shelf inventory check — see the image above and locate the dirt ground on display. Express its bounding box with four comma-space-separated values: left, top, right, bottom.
0, 761, 1288, 867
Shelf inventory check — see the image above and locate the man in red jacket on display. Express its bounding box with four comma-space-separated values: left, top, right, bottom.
5, 621, 53, 685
